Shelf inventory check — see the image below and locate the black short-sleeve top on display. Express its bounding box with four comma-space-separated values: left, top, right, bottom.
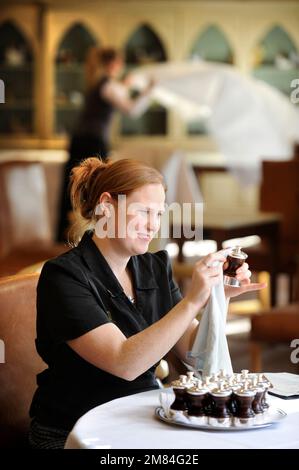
30, 231, 182, 430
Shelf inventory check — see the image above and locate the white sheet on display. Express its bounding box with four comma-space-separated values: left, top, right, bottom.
132, 61, 299, 184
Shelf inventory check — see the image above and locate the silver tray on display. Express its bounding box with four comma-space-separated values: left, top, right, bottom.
155, 406, 287, 431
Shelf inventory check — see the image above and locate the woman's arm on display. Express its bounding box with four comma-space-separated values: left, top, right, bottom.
68, 252, 226, 381
68, 297, 199, 381
171, 318, 199, 366
101, 80, 153, 117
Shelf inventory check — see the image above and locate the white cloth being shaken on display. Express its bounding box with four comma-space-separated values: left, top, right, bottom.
187, 279, 233, 377
132, 61, 299, 185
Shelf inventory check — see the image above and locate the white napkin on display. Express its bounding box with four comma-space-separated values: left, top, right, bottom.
187, 278, 233, 377
264, 373, 299, 398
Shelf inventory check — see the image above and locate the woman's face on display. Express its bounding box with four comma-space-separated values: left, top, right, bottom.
116, 183, 166, 256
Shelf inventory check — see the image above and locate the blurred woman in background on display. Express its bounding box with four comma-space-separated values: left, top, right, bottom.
56, 47, 154, 242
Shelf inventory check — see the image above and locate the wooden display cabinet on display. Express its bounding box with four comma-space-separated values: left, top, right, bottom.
0, 1, 298, 152
0, 20, 34, 136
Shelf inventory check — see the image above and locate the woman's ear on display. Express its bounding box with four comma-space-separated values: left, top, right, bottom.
103, 207, 111, 218
96, 202, 111, 218
98, 192, 113, 218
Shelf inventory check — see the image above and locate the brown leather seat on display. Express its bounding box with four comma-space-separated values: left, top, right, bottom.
0, 273, 45, 448
0, 161, 68, 277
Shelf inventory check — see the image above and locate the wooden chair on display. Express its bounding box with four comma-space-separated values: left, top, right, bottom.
250, 302, 299, 372
0, 161, 68, 277
0, 274, 45, 448
247, 159, 299, 304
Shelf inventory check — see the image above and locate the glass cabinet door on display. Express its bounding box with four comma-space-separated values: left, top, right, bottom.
55, 23, 98, 136
0, 20, 34, 135
187, 25, 234, 136
252, 25, 299, 97
121, 24, 167, 136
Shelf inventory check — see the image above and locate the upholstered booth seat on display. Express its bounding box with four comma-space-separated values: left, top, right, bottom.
0, 274, 45, 448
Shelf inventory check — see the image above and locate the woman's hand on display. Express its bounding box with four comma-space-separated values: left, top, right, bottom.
185, 251, 227, 310
224, 261, 267, 298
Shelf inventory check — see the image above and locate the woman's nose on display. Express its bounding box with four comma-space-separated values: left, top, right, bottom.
147, 214, 160, 233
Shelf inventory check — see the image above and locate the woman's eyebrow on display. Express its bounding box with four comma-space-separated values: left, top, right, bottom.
146, 206, 166, 213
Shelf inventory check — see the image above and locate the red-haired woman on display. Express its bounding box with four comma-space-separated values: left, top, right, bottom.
29, 158, 265, 448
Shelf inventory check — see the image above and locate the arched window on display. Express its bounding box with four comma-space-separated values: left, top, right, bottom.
252, 25, 298, 96
125, 24, 167, 66
0, 20, 34, 134
187, 25, 234, 136
189, 25, 234, 64
55, 23, 98, 135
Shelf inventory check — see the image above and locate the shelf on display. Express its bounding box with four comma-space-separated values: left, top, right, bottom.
55, 104, 82, 110
56, 64, 84, 73
0, 65, 32, 72
1, 102, 33, 109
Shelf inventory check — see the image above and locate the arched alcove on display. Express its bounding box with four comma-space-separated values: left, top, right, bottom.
189, 24, 234, 64
0, 20, 34, 134
187, 25, 234, 136
256, 25, 297, 65
55, 23, 98, 135
121, 24, 167, 136
252, 25, 298, 96
124, 23, 167, 66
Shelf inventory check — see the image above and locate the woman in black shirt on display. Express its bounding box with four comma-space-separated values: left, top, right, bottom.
29, 157, 265, 448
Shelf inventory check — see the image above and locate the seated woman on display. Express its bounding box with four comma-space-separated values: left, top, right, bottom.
29, 157, 264, 449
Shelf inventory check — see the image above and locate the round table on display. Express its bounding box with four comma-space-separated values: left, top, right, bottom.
64, 389, 299, 449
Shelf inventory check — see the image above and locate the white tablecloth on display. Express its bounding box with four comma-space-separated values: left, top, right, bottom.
65, 389, 299, 449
